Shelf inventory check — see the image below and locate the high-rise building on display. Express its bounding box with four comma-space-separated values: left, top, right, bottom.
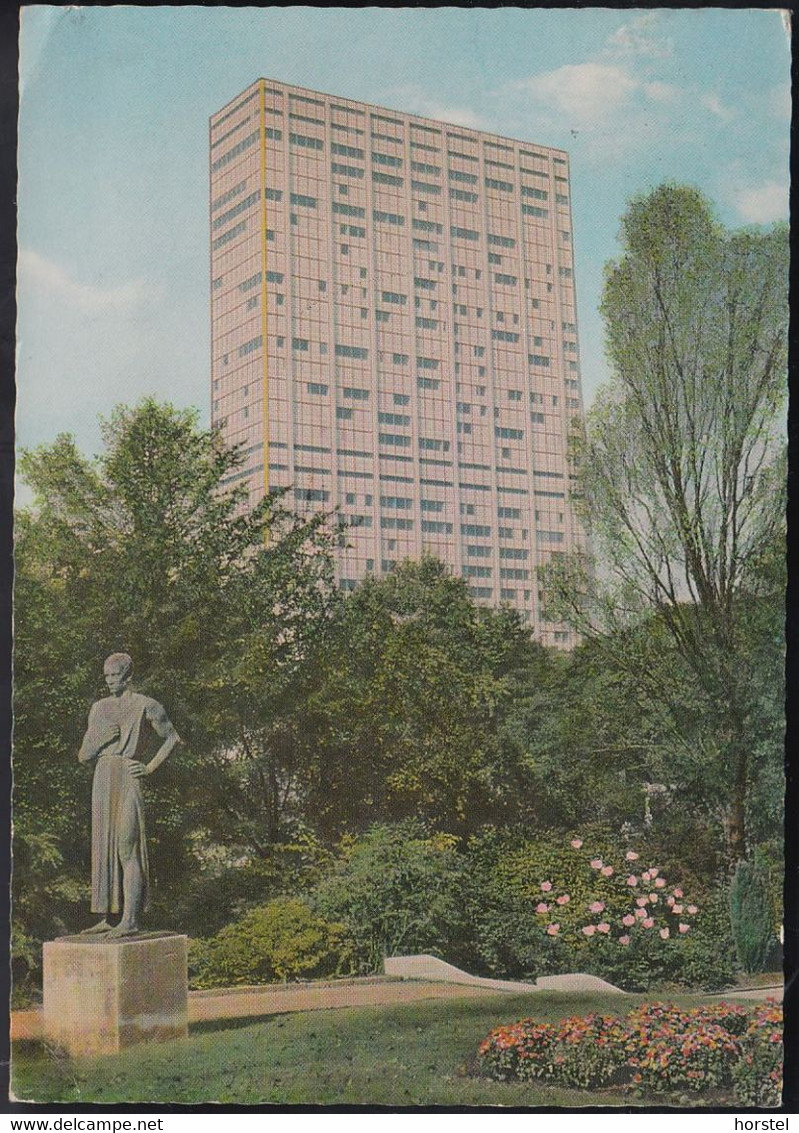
210, 79, 586, 646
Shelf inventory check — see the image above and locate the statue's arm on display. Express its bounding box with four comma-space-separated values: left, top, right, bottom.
142, 701, 181, 775
78, 703, 116, 763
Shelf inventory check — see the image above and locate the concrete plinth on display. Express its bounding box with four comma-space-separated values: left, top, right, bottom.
43, 931, 188, 1057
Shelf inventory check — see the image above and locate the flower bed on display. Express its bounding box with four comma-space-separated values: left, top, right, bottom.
477, 1000, 782, 1103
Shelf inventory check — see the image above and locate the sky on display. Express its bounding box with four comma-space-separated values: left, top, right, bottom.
16, 6, 791, 489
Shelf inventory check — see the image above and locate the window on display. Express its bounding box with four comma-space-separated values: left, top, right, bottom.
289, 132, 324, 150
331, 161, 364, 179
336, 345, 369, 359
382, 291, 407, 305
238, 336, 262, 357
466, 545, 492, 558
381, 496, 413, 509
417, 376, 440, 390
295, 488, 329, 502
333, 202, 366, 218
485, 177, 514, 192
393, 393, 410, 405
487, 233, 515, 248
373, 210, 405, 226
292, 338, 309, 352
378, 412, 411, 426
212, 221, 247, 250
508, 389, 522, 401
495, 273, 518, 286
451, 226, 480, 241
336, 407, 354, 420
450, 188, 479, 203
392, 353, 410, 365
496, 426, 524, 440
492, 330, 520, 343
529, 354, 551, 367
342, 386, 370, 400
373, 171, 403, 187
449, 168, 478, 184
290, 193, 317, 208
372, 151, 403, 167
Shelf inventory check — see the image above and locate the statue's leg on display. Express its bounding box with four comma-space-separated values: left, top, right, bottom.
106, 791, 143, 937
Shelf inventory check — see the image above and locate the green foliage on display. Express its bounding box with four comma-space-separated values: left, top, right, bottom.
462, 827, 729, 991
730, 851, 776, 973
14, 399, 338, 952
172, 832, 336, 939
303, 558, 548, 837
313, 820, 468, 972
542, 184, 787, 860
188, 897, 353, 988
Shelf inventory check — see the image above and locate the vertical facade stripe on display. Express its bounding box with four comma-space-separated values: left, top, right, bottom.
259, 80, 270, 498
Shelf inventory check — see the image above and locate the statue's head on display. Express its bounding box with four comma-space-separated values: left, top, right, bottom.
104, 652, 133, 695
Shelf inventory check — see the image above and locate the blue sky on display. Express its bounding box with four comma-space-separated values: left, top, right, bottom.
17, 6, 791, 480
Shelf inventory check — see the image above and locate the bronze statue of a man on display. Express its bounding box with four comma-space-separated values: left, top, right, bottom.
78, 653, 181, 937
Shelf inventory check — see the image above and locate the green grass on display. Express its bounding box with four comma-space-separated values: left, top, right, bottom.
12, 990, 756, 1106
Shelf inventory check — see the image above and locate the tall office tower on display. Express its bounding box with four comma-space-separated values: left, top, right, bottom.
210, 79, 586, 646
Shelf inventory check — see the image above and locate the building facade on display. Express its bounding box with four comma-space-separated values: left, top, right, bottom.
210, 79, 585, 645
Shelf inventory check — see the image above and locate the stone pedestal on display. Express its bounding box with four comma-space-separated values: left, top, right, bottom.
43, 931, 188, 1057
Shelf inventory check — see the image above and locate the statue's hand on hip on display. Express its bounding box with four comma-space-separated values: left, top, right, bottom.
127, 760, 150, 779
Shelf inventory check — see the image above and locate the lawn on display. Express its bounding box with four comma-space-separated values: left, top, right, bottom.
11, 990, 762, 1106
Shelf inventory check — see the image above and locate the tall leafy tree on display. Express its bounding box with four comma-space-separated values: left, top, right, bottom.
543, 185, 787, 861
14, 400, 337, 952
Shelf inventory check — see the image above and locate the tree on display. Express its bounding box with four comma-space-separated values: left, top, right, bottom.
14, 399, 338, 953
543, 185, 787, 861
300, 558, 547, 838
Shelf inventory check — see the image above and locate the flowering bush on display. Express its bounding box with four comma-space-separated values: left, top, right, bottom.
477, 1001, 782, 1101
731, 1000, 783, 1107
465, 828, 720, 990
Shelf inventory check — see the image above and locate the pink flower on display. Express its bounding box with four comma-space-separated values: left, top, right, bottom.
642, 917, 655, 929
649, 868, 659, 878
570, 838, 583, 849
581, 925, 596, 937
672, 905, 684, 915
625, 851, 639, 861
687, 905, 698, 915
547, 923, 560, 936
622, 914, 636, 927
627, 875, 638, 886
536, 902, 549, 914
619, 935, 631, 946
601, 865, 614, 877
590, 859, 603, 869
540, 881, 552, 892
648, 894, 658, 904
641, 871, 651, 883
556, 894, 570, 905
678, 923, 690, 934
597, 922, 610, 934
666, 896, 675, 907
589, 901, 605, 913
660, 928, 670, 940
636, 896, 648, 907
655, 877, 666, 888
673, 889, 683, 898
635, 908, 647, 919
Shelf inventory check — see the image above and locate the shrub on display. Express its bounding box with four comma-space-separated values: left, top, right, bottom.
731, 1000, 783, 1107
730, 851, 776, 973
189, 897, 353, 989
478, 1001, 781, 1100
313, 820, 467, 972
464, 826, 714, 990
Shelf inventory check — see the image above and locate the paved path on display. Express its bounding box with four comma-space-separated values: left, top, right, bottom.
12, 972, 782, 1043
